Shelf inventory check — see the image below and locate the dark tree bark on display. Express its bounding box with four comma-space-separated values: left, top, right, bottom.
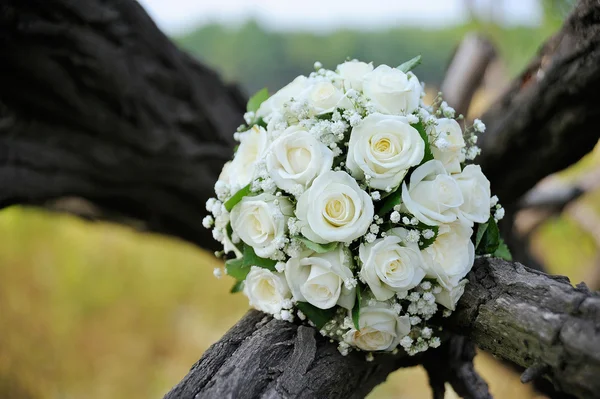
164, 259, 600, 399
1, 0, 600, 398
0, 0, 244, 250
479, 0, 600, 206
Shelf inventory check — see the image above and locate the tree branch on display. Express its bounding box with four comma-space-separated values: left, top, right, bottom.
165, 258, 599, 399
479, 0, 600, 206
0, 0, 244, 250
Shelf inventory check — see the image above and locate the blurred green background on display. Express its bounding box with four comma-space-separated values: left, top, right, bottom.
3, 0, 600, 398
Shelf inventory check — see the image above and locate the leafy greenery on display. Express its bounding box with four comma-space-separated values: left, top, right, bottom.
297, 236, 338, 253
378, 191, 402, 216
296, 302, 337, 330
224, 184, 252, 212
230, 280, 244, 293
494, 239, 513, 261
225, 258, 249, 280
246, 87, 269, 113
413, 122, 434, 164
242, 245, 277, 270
397, 55, 422, 73
225, 244, 277, 282
475, 216, 500, 255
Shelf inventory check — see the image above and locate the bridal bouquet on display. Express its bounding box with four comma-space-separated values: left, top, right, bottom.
204, 57, 509, 357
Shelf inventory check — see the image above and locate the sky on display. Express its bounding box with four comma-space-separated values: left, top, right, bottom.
137, 0, 543, 35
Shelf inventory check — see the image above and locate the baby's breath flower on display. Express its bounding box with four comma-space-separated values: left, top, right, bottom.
490, 195, 499, 207
422, 229, 435, 240
495, 207, 505, 221
390, 211, 401, 223
213, 267, 223, 279
421, 327, 433, 339
365, 233, 377, 243
202, 215, 214, 229
473, 118, 486, 133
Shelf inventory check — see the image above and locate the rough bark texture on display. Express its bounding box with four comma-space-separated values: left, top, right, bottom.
165, 311, 425, 399
453, 259, 600, 398
165, 259, 600, 399
479, 0, 600, 207
0, 0, 244, 250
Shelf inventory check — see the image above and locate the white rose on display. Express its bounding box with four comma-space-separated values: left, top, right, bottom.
343, 303, 411, 352
257, 76, 308, 117
229, 125, 269, 190
243, 266, 291, 314
266, 125, 334, 193
423, 222, 475, 289
230, 193, 294, 258
362, 65, 422, 115
218, 161, 232, 184
296, 171, 374, 244
347, 113, 424, 190
359, 228, 427, 300
430, 118, 465, 174
301, 81, 347, 114
434, 279, 468, 311
337, 60, 374, 91
453, 165, 491, 225
401, 160, 464, 226
285, 247, 355, 310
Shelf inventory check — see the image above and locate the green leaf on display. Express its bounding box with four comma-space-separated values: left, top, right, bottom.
247, 87, 269, 113
297, 237, 338, 254
315, 112, 334, 120
418, 224, 439, 250
397, 55, 422, 73
224, 184, 252, 212
475, 216, 500, 255
352, 288, 362, 330
475, 222, 489, 249
493, 239, 513, 261
412, 122, 434, 164
243, 245, 277, 271
230, 280, 244, 293
296, 302, 337, 330
378, 190, 402, 216
225, 258, 249, 280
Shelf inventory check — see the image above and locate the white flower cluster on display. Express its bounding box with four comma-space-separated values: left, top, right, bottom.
205, 58, 507, 357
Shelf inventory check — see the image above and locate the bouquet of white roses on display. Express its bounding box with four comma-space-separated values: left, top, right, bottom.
204, 56, 509, 357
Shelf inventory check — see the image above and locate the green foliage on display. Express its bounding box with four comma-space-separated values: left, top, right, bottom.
494, 239, 512, 261
242, 245, 277, 270
295, 302, 337, 330
224, 184, 252, 212
225, 245, 277, 281
413, 122, 434, 164
247, 87, 269, 113
230, 280, 244, 293
397, 55, 422, 73
224, 258, 248, 280
475, 216, 500, 255
378, 190, 402, 216
297, 236, 338, 253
